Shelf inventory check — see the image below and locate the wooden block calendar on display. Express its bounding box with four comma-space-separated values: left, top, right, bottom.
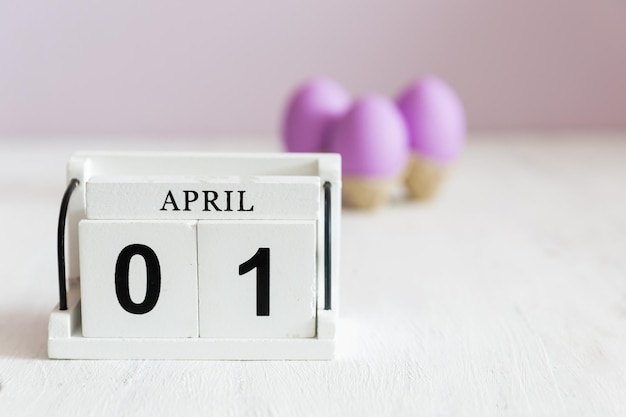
48, 152, 340, 360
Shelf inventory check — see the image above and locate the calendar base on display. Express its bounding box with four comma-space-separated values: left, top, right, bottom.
48, 283, 336, 360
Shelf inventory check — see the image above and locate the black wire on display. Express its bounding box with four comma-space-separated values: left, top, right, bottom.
57, 179, 79, 311
323, 181, 332, 310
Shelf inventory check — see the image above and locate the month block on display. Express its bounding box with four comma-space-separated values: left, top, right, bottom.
86, 176, 320, 220
197, 220, 317, 338
79, 220, 199, 338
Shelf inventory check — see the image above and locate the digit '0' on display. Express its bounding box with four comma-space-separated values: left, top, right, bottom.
115, 244, 161, 314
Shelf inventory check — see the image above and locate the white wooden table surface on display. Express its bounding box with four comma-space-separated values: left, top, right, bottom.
1, 134, 625, 416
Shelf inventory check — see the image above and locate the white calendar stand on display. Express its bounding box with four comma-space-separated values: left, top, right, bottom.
48, 152, 341, 360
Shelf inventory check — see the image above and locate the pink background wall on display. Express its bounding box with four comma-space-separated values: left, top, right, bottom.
1, 1, 625, 137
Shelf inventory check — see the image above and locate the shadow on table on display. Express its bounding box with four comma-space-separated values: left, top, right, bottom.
0, 309, 49, 360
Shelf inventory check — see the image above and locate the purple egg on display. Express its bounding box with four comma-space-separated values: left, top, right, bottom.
396, 76, 466, 163
282, 78, 351, 153
328, 95, 409, 177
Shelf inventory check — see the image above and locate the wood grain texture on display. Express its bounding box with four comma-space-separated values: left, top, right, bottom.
1, 134, 625, 416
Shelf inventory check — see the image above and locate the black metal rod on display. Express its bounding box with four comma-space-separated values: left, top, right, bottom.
323, 181, 332, 310
57, 179, 79, 311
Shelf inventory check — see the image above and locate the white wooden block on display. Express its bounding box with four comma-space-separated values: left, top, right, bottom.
79, 220, 199, 338
86, 176, 320, 220
51, 152, 341, 359
198, 220, 317, 338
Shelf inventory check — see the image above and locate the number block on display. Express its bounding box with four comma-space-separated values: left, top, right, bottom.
79, 220, 199, 338
198, 221, 316, 338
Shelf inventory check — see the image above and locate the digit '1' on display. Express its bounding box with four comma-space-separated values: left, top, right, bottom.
239, 248, 270, 316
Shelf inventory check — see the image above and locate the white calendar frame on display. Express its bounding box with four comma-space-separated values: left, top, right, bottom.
48, 152, 341, 360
